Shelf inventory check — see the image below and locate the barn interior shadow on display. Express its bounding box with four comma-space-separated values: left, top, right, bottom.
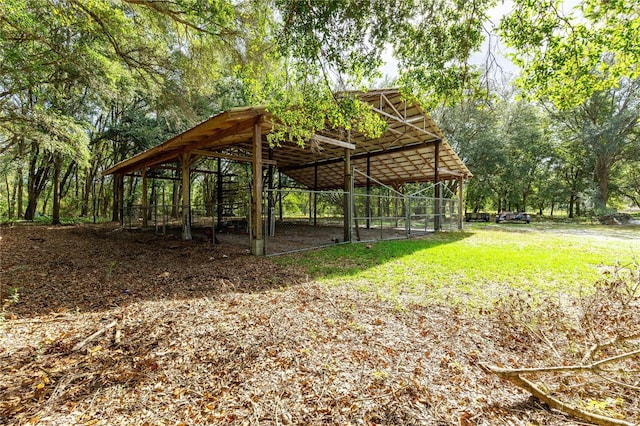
1, 223, 471, 319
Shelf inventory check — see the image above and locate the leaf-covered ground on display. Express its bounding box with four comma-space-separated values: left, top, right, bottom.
0, 224, 635, 425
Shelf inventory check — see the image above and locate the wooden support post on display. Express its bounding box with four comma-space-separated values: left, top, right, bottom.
251, 118, 264, 255
141, 167, 148, 228
458, 176, 464, 230
343, 148, 352, 243
117, 174, 124, 227
434, 140, 441, 231
268, 149, 275, 237
278, 171, 283, 222
181, 153, 192, 240
366, 155, 371, 229
313, 163, 318, 226
216, 158, 223, 230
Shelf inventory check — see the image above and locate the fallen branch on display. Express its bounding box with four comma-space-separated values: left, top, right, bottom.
72, 320, 117, 352
484, 348, 640, 376
596, 372, 640, 392
482, 363, 637, 426
583, 333, 640, 364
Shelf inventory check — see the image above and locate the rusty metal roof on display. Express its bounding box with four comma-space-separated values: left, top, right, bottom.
103, 89, 471, 188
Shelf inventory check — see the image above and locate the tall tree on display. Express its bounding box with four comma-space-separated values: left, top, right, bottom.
497, 100, 551, 212
436, 100, 503, 212
552, 78, 640, 210
551, 119, 593, 217
1, 0, 239, 220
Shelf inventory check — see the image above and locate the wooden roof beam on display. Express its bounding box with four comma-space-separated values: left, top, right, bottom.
190, 149, 277, 165
371, 107, 441, 141
280, 141, 437, 172
103, 116, 260, 175
386, 126, 424, 145
380, 93, 405, 120
265, 120, 355, 150
420, 161, 464, 177
311, 133, 356, 150
149, 165, 224, 175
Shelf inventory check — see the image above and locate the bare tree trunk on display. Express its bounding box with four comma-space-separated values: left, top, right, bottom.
42, 184, 52, 216
17, 139, 24, 218
111, 174, 122, 222
568, 193, 575, 218
595, 159, 609, 210
99, 177, 108, 217
24, 194, 38, 220
52, 155, 62, 225
81, 170, 91, 217
5, 175, 13, 219
25, 145, 51, 220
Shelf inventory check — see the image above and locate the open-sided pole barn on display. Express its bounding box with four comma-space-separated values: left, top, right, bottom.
103, 89, 472, 255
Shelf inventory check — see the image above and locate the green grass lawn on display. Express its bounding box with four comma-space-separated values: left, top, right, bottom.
281, 224, 640, 308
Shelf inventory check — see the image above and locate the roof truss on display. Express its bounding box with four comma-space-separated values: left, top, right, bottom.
103, 89, 471, 189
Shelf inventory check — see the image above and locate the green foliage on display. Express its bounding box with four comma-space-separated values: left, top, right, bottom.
265, 88, 387, 147
3, 0, 637, 222
438, 73, 639, 214
275, 0, 494, 105
500, 0, 640, 109
247, 0, 496, 146
438, 87, 552, 212
617, 161, 640, 208
551, 78, 640, 209
436, 100, 502, 211
1, 0, 246, 220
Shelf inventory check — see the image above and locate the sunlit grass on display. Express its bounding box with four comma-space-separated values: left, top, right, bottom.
281, 225, 639, 307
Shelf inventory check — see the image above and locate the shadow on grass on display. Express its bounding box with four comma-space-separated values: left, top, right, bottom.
278, 231, 473, 280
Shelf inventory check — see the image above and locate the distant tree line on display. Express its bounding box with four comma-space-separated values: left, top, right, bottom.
438, 78, 640, 217
1, 0, 638, 222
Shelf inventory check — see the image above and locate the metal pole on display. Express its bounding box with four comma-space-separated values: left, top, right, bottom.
405, 194, 410, 237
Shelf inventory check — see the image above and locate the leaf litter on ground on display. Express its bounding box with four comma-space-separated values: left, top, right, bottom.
1, 224, 637, 425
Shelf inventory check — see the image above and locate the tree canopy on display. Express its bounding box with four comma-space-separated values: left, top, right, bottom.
500, 0, 640, 109
1, 0, 639, 220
